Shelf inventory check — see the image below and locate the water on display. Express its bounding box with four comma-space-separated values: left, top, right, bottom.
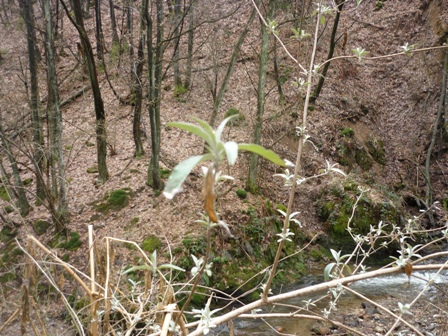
209, 269, 448, 335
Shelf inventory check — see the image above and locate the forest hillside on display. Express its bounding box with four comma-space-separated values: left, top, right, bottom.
1, 0, 448, 335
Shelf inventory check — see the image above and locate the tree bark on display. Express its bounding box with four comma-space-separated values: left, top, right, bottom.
132, 0, 148, 158
0, 121, 30, 216
108, 0, 118, 45
310, 0, 344, 104
172, 0, 182, 88
94, 0, 104, 60
20, 0, 46, 204
184, 0, 194, 90
62, 0, 109, 182
247, 1, 271, 193
146, 0, 164, 192
209, 6, 257, 128
44, 0, 69, 228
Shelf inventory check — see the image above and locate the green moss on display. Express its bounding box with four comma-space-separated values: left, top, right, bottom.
236, 189, 247, 199
85, 142, 95, 147
0, 272, 16, 284
366, 138, 386, 165
33, 220, 51, 235
0, 185, 10, 201
355, 147, 373, 171
174, 84, 188, 97
276, 204, 287, 213
160, 168, 171, 179
141, 235, 162, 253
110, 41, 122, 63
317, 183, 399, 253
129, 169, 139, 173
309, 247, 323, 261
63, 232, 83, 251
87, 166, 99, 174
93, 188, 133, 214
340, 128, 354, 137
224, 108, 245, 126
109, 189, 128, 206
49, 231, 83, 251
5, 205, 14, 213
0, 226, 17, 243
23, 178, 33, 186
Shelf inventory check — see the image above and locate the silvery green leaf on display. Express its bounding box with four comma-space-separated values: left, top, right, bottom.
238, 143, 285, 166
163, 154, 212, 199
167, 121, 213, 147
224, 141, 238, 165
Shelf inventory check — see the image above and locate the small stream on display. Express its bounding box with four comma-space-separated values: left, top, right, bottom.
210, 268, 448, 335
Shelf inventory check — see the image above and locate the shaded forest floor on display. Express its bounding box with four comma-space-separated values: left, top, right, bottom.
1, 0, 448, 335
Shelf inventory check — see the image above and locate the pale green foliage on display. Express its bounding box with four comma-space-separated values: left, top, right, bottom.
277, 209, 302, 227
163, 117, 285, 199
352, 47, 369, 61
398, 302, 413, 315
400, 42, 417, 56
291, 77, 311, 91
122, 250, 185, 276
191, 254, 213, 278
276, 228, 295, 242
324, 249, 352, 281
266, 18, 278, 35
192, 296, 220, 335
291, 27, 310, 39
313, 3, 333, 25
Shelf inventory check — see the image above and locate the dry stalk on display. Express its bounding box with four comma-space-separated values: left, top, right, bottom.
88, 225, 99, 336
160, 303, 177, 336
0, 308, 20, 334
16, 238, 86, 336
27, 235, 91, 295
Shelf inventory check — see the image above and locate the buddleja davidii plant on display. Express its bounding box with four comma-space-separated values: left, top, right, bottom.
162, 115, 285, 332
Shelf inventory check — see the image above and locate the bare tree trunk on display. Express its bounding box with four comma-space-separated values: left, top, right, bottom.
247, 1, 271, 193
209, 6, 256, 128
184, 0, 194, 90
0, 121, 30, 216
172, 0, 182, 88
310, 0, 344, 104
108, 0, 118, 45
132, 0, 148, 158
44, 0, 69, 229
1, 0, 9, 23
62, 0, 109, 182
95, 0, 104, 60
146, 0, 164, 192
20, 0, 46, 204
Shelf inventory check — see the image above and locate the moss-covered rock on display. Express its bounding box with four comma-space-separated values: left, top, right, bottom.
93, 188, 134, 214
236, 189, 247, 199
33, 220, 51, 235
355, 147, 373, 171
366, 138, 386, 165
317, 181, 400, 254
141, 235, 162, 253
0, 226, 17, 243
